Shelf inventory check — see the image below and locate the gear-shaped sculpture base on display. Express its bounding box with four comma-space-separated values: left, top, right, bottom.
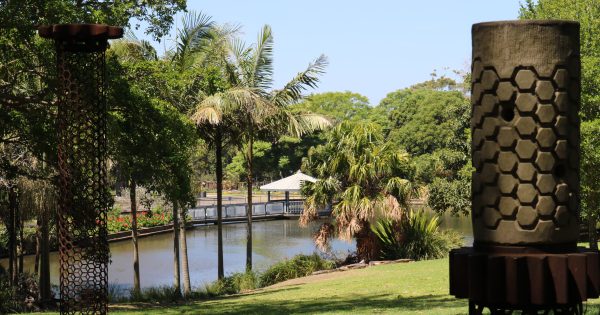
468, 300, 583, 315
450, 246, 600, 314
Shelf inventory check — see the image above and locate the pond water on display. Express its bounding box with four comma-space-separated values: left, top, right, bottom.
2, 213, 472, 291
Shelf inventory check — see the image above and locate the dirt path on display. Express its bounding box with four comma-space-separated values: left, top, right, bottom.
266, 269, 357, 289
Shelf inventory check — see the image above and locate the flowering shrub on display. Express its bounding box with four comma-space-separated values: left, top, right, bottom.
107, 212, 173, 233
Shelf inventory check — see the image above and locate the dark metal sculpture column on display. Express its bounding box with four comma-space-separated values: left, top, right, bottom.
450, 20, 600, 314
39, 24, 122, 314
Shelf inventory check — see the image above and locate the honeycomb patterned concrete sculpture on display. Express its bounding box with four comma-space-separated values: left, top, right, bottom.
450, 21, 600, 314
470, 20, 581, 245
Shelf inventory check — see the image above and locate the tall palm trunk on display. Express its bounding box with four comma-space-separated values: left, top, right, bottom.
39, 206, 51, 303
246, 134, 253, 271
172, 201, 181, 295
216, 127, 224, 279
179, 205, 191, 296
130, 180, 141, 295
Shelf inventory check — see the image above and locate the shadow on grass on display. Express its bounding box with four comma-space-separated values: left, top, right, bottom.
109, 286, 302, 312
113, 290, 468, 314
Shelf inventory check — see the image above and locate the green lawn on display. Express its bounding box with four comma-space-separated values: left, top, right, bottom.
110, 259, 464, 315
33, 257, 600, 314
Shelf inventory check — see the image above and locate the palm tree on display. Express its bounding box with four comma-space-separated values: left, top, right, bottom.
166, 11, 215, 293
190, 25, 241, 281
192, 94, 237, 279
195, 25, 330, 271
301, 122, 417, 261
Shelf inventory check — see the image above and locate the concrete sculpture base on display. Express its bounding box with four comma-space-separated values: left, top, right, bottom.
449, 20, 598, 314
450, 246, 600, 313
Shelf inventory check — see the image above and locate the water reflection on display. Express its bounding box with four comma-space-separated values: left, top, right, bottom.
3, 219, 355, 289
438, 212, 474, 246
1, 213, 472, 290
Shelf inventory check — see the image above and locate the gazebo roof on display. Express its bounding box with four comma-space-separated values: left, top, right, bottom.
260, 171, 317, 192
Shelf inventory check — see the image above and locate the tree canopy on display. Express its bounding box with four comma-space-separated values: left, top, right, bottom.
520, 0, 600, 120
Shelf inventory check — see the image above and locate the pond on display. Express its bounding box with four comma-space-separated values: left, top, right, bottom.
2, 212, 472, 291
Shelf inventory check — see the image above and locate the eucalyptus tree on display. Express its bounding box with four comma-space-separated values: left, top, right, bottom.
147, 108, 196, 296
108, 35, 162, 295
301, 122, 417, 261
108, 23, 202, 295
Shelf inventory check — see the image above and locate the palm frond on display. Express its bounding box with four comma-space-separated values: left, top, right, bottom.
293, 113, 331, 136
249, 25, 274, 91
271, 54, 328, 106
191, 96, 224, 125
111, 34, 157, 62
173, 11, 214, 69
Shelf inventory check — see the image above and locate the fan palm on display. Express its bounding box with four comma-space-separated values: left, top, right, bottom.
193, 24, 330, 271
301, 122, 417, 261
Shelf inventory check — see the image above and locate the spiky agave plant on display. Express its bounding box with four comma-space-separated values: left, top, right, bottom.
371, 210, 462, 261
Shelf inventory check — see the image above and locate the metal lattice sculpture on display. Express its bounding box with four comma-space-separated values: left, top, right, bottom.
39, 24, 122, 314
450, 20, 600, 314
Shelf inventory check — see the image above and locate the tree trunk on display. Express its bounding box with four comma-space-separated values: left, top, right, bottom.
18, 210, 24, 274
216, 127, 224, 280
7, 185, 16, 285
246, 135, 253, 272
39, 206, 51, 303
355, 220, 379, 262
589, 216, 598, 250
179, 205, 191, 296
35, 218, 41, 275
172, 201, 181, 296
130, 180, 141, 295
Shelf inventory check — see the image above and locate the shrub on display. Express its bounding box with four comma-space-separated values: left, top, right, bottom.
128, 285, 181, 303
197, 271, 258, 297
371, 210, 463, 261
107, 283, 128, 303
0, 272, 40, 313
259, 253, 335, 287
107, 212, 173, 233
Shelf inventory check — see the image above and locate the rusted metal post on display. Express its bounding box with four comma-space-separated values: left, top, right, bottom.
38, 24, 122, 314
449, 20, 600, 314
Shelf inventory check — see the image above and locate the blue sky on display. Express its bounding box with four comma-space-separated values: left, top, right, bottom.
134, 0, 523, 105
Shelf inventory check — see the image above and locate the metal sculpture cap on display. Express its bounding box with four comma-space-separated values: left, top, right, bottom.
38, 24, 123, 41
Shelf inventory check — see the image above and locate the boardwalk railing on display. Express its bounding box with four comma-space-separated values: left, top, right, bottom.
187, 199, 308, 221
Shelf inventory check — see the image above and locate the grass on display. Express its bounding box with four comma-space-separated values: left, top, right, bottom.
98, 259, 460, 314
28, 257, 600, 314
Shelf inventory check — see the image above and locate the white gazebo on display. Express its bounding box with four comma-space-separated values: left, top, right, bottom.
260, 170, 317, 203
